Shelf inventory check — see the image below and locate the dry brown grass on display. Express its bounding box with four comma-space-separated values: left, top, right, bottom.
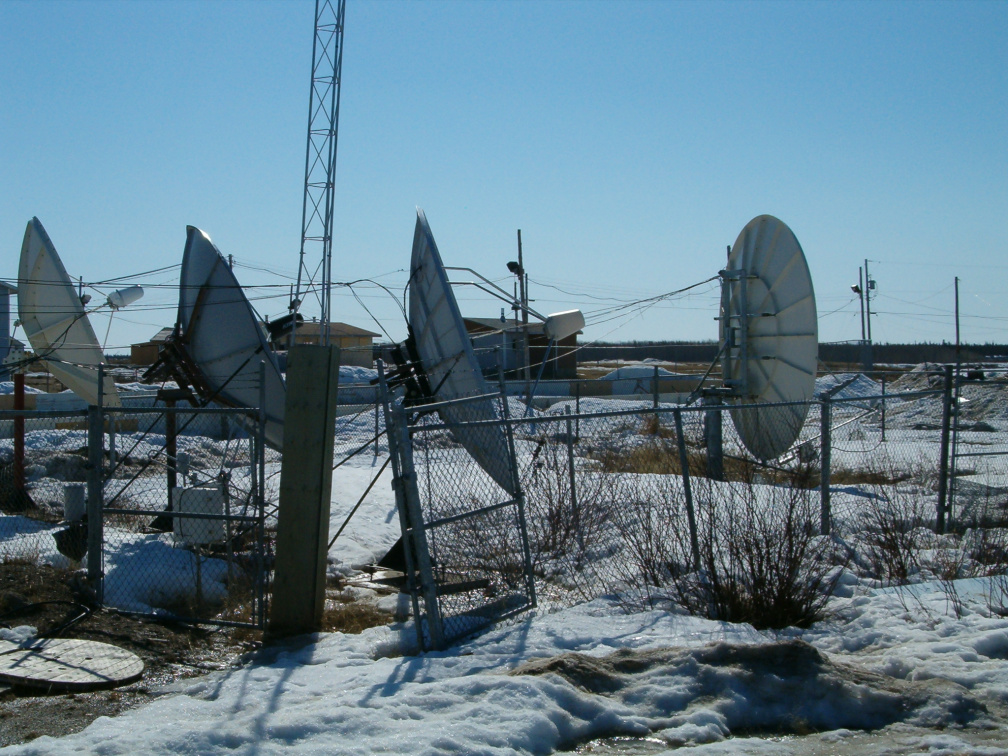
321, 599, 393, 634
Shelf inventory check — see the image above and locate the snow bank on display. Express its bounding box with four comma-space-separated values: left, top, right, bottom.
8, 580, 1008, 755
0, 381, 43, 395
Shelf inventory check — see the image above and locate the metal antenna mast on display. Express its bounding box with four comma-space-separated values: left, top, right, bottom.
292, 0, 345, 346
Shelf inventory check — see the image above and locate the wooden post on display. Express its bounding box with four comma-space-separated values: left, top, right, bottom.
268, 346, 341, 638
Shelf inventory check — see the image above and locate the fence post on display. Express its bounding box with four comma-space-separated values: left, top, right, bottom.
377, 362, 423, 649
395, 403, 445, 649
500, 369, 536, 608
673, 409, 701, 571
256, 361, 267, 627
13, 372, 24, 496
653, 365, 659, 408
702, 391, 724, 481
880, 375, 886, 443
575, 381, 581, 440
819, 396, 832, 536
86, 403, 104, 600
565, 406, 584, 554
936, 364, 953, 534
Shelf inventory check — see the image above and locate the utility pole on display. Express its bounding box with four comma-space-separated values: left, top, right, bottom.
852, 266, 869, 372
954, 276, 960, 362
864, 259, 873, 343
857, 267, 866, 341
517, 230, 530, 392
864, 259, 875, 372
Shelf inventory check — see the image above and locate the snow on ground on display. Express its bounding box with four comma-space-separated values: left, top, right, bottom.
4, 376, 1008, 753
0, 516, 232, 614
815, 372, 881, 402
339, 365, 378, 384
4, 577, 1008, 755
0, 381, 42, 395
327, 460, 398, 571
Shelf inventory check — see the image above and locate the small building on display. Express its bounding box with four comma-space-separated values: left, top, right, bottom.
464, 317, 579, 380
0, 282, 16, 381
130, 327, 174, 366
275, 320, 380, 368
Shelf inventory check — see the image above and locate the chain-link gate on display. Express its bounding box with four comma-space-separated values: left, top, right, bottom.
383, 385, 536, 651
950, 366, 1008, 527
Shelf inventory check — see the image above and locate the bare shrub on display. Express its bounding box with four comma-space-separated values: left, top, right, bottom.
610, 472, 845, 629
608, 475, 689, 609
523, 433, 610, 569
638, 413, 675, 439
687, 479, 844, 629
855, 484, 934, 587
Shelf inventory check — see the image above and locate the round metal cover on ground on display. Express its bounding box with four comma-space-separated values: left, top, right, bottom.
0, 638, 144, 692
720, 215, 818, 460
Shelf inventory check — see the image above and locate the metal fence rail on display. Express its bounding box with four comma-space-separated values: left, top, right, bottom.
385, 389, 536, 652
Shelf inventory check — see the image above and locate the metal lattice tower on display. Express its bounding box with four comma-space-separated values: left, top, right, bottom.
293, 0, 345, 346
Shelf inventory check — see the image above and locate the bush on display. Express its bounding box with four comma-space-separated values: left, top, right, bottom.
612, 472, 846, 630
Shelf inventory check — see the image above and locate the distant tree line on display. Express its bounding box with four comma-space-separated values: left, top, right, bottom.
576, 341, 1008, 366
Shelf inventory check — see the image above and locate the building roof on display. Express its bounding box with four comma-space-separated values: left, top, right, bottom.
132, 327, 174, 347
293, 321, 382, 338
465, 317, 544, 334
463, 317, 581, 337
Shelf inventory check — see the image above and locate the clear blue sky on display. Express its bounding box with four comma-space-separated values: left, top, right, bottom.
2, 0, 1006, 353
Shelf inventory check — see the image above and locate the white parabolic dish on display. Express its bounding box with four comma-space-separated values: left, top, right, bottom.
17, 218, 121, 408
720, 215, 818, 460
408, 210, 516, 496
177, 226, 286, 450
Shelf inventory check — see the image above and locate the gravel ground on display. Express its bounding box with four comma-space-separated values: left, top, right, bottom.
0, 563, 255, 748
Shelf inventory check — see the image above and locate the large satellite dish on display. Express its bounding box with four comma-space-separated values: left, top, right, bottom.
17, 218, 121, 408
719, 215, 817, 460
408, 210, 516, 495
176, 226, 286, 450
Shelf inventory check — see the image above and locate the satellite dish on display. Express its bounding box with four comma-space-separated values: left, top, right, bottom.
176, 226, 286, 450
17, 218, 121, 407
408, 210, 516, 495
719, 215, 817, 460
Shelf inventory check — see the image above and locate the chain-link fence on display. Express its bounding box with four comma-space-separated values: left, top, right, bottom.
387, 365, 1008, 635
4, 364, 1007, 639
97, 403, 272, 627
0, 394, 278, 629
949, 367, 1008, 527
0, 408, 90, 565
